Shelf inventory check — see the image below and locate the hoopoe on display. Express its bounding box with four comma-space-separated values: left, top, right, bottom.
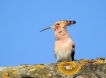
40, 20, 76, 62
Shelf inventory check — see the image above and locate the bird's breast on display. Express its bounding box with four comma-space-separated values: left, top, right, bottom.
54, 38, 74, 53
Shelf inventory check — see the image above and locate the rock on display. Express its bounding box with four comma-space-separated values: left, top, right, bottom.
0, 58, 106, 78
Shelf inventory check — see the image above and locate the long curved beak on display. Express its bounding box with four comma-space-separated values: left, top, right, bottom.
40, 26, 54, 32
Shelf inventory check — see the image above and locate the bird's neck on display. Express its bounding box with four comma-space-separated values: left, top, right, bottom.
55, 29, 71, 41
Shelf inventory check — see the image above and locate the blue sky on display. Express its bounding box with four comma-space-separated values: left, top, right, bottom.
0, 0, 106, 66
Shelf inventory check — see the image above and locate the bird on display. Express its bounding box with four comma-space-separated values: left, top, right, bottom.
40, 20, 76, 62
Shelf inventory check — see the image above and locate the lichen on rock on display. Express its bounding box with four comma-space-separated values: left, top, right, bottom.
57, 62, 82, 75
0, 58, 106, 78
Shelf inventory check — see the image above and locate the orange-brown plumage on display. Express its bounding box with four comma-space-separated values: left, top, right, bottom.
40, 20, 76, 62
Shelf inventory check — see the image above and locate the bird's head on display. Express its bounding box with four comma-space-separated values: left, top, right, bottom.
40, 20, 76, 32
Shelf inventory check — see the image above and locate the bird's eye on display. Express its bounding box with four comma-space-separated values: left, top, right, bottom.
57, 23, 60, 25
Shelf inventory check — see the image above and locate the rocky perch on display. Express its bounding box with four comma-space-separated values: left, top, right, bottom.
0, 58, 106, 78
